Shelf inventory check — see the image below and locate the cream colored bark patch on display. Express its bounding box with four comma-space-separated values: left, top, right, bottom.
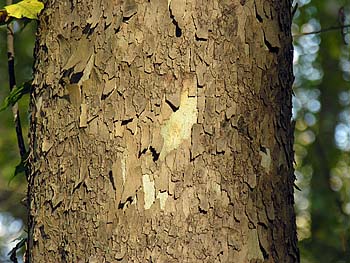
160, 89, 197, 160
142, 174, 155, 210
247, 229, 264, 261
259, 148, 271, 173
121, 152, 127, 183
157, 191, 168, 210
79, 103, 88, 128
78, 54, 94, 85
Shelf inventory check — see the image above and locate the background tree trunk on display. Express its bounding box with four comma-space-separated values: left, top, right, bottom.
28, 0, 299, 262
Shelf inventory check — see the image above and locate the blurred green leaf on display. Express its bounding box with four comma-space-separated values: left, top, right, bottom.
0, 80, 32, 112
8, 151, 29, 185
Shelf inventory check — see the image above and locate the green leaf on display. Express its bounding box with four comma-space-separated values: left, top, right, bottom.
0, 80, 32, 112
14, 159, 26, 176
9, 152, 29, 185
4, 0, 44, 20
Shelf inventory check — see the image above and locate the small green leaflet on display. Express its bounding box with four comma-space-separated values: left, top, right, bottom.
14, 156, 27, 177
4, 0, 44, 20
9, 151, 29, 184
0, 80, 32, 112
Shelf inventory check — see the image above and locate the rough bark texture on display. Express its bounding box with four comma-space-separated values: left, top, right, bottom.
28, 0, 299, 262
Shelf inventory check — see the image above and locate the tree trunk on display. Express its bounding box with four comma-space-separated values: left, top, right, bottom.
28, 0, 299, 262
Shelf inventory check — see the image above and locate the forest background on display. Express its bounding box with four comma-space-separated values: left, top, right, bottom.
0, 0, 349, 262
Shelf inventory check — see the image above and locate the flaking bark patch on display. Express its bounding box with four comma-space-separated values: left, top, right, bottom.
142, 174, 155, 210
160, 89, 197, 160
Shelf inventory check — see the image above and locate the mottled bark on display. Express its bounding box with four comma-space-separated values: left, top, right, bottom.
28, 0, 298, 262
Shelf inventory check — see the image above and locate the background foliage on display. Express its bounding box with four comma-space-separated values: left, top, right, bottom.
0, 0, 34, 260
293, 0, 350, 262
0, 0, 349, 262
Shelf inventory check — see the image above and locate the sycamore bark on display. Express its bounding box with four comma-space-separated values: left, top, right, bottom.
28, 0, 299, 262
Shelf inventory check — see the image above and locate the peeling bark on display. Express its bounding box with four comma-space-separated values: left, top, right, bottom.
28, 0, 299, 262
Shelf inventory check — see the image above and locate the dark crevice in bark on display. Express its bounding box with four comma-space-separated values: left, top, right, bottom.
101, 89, 115, 100
72, 182, 82, 194
118, 196, 133, 209
109, 171, 116, 191
122, 17, 131, 23
60, 68, 73, 81
198, 207, 208, 214
87, 115, 98, 124
258, 238, 269, 259
82, 23, 95, 35
263, 35, 280, 53
69, 0, 75, 11
70, 72, 83, 84
114, 26, 121, 34
169, 13, 182, 37
104, 22, 111, 30
175, 22, 182, 37
217, 251, 224, 257
122, 12, 136, 23
101, 93, 109, 100
254, 2, 263, 23
58, 240, 69, 262
165, 99, 179, 112
121, 118, 133, 125
195, 35, 207, 42
260, 145, 267, 154
149, 146, 160, 161
233, 118, 253, 141
50, 200, 63, 211
255, 11, 263, 23
138, 148, 147, 158
39, 226, 49, 239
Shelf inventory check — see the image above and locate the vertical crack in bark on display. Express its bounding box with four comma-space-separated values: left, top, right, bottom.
170, 15, 182, 37
168, 4, 182, 37
255, 10, 263, 23
258, 237, 269, 259
109, 170, 116, 191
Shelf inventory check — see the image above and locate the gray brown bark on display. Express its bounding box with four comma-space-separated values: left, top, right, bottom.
28, 0, 299, 262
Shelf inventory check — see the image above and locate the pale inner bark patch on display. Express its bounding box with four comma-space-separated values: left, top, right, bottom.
142, 174, 155, 209
160, 89, 197, 160
156, 191, 168, 210
121, 152, 127, 183
78, 54, 94, 85
259, 147, 271, 173
79, 103, 88, 127
42, 138, 53, 153
247, 229, 264, 261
